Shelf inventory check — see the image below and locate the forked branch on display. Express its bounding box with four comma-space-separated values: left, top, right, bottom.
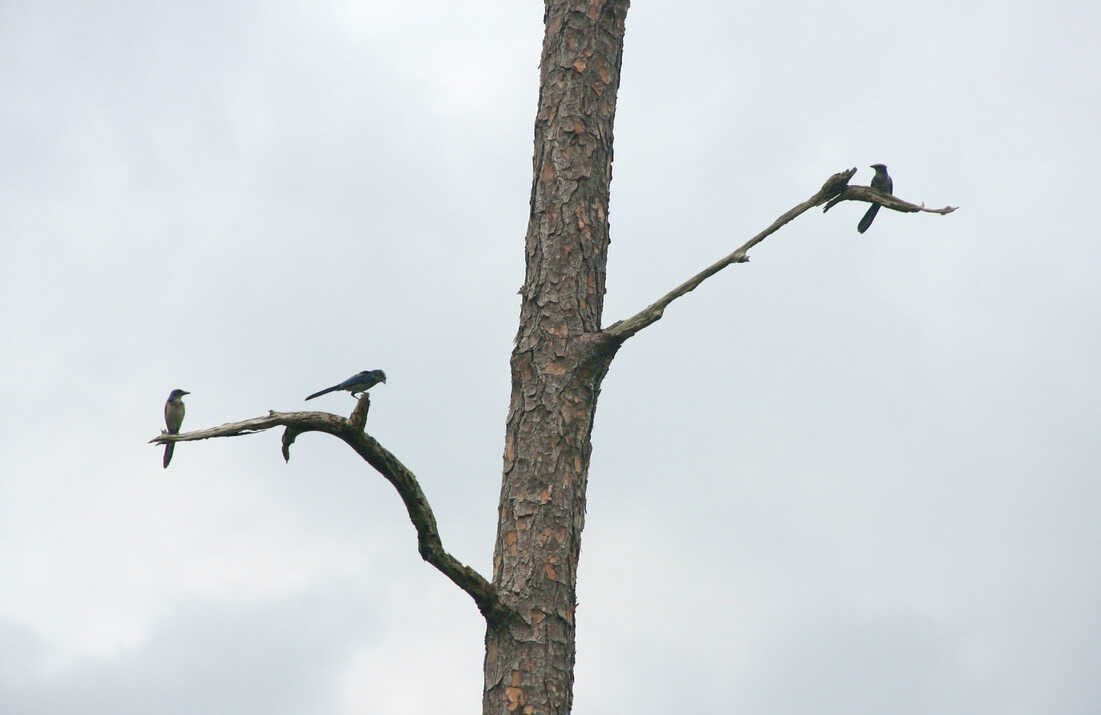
148, 395, 508, 623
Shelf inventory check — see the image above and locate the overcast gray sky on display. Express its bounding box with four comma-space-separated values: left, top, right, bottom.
3, 1, 1099, 713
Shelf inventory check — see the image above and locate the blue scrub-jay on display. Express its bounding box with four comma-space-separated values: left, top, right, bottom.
305, 369, 387, 401
163, 388, 189, 468
858, 163, 893, 234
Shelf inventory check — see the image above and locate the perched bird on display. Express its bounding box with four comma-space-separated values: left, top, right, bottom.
163, 388, 189, 468
305, 369, 387, 401
857, 163, 894, 234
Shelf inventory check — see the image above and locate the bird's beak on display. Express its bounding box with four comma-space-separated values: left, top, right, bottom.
181, 391, 190, 396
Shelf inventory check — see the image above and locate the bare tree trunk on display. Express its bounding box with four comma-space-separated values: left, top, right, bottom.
482, 1, 630, 712
147, 6, 957, 712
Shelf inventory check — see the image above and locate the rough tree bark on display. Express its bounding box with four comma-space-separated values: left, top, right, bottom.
482, 2, 630, 712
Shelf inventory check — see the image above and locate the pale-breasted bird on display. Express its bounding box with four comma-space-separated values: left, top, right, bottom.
163, 389, 189, 468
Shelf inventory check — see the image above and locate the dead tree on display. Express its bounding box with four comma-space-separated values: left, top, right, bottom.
152, 2, 955, 712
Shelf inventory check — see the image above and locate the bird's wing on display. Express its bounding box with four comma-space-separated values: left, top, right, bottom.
336, 374, 362, 390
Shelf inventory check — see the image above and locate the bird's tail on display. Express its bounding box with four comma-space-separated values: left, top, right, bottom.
857, 203, 880, 234
163, 442, 175, 469
305, 385, 338, 401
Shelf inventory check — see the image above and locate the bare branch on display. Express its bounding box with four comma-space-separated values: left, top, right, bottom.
604, 168, 859, 341
149, 398, 509, 623
822, 185, 958, 217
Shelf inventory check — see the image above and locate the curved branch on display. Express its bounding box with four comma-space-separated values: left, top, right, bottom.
149, 397, 510, 624
604, 168, 859, 341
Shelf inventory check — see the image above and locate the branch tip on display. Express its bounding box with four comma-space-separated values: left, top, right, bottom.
281, 426, 300, 462
349, 393, 371, 432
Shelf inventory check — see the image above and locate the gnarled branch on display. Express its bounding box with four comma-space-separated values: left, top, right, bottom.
149, 396, 509, 624
605, 168, 860, 341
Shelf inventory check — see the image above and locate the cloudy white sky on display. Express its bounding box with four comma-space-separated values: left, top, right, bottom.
3, 1, 1099, 713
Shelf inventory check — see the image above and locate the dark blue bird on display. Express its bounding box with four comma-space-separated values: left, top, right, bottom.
305, 369, 387, 401
163, 388, 189, 468
857, 163, 893, 234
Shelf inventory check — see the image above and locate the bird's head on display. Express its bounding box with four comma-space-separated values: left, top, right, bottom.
870, 163, 888, 172
374, 370, 387, 384
168, 389, 189, 400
